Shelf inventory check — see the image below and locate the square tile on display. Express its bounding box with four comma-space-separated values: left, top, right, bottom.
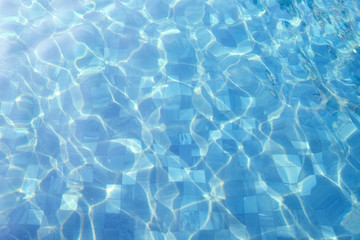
60, 193, 80, 211
244, 196, 258, 213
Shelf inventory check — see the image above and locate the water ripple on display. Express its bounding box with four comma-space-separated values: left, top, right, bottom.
0, 0, 360, 239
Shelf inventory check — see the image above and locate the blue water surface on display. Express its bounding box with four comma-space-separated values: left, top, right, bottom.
1, 0, 360, 239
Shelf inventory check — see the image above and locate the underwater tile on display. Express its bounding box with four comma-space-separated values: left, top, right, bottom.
168, 167, 184, 182
122, 174, 136, 185
26, 209, 44, 225
105, 199, 121, 214
192, 170, 206, 183
106, 184, 121, 199
1, 0, 360, 239
60, 193, 81, 211
244, 196, 258, 214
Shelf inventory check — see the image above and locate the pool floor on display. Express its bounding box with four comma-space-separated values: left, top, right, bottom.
0, 0, 360, 239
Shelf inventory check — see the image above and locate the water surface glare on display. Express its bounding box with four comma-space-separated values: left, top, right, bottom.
0, 0, 360, 239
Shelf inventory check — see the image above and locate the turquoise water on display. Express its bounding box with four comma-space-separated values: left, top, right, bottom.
0, 0, 360, 239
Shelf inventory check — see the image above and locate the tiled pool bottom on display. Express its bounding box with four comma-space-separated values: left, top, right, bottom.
1, 0, 360, 239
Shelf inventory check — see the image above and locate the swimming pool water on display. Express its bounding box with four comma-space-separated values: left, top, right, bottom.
0, 0, 360, 239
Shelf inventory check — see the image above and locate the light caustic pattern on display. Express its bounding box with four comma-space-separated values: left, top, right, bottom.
0, 0, 360, 239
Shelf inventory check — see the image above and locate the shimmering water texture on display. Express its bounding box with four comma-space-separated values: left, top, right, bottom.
1, 0, 360, 239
